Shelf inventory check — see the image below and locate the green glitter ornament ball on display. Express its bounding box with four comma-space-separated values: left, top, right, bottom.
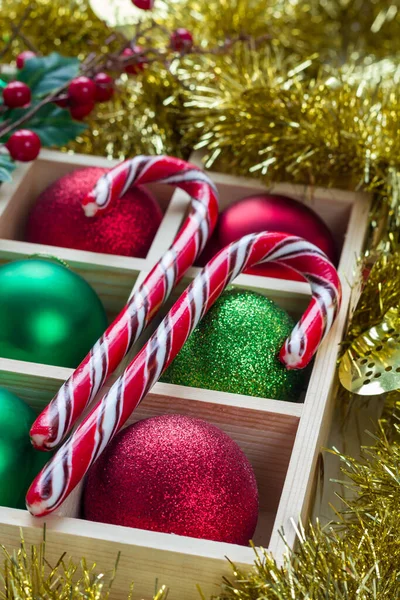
0, 387, 49, 509
161, 288, 307, 401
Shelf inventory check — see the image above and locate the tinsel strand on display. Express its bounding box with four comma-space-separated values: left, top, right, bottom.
0, 531, 169, 599
180, 49, 400, 199
215, 421, 400, 599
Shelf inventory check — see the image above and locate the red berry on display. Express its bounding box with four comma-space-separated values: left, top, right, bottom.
121, 47, 147, 75
54, 95, 69, 108
16, 51, 36, 69
68, 76, 96, 106
170, 28, 194, 52
131, 0, 154, 8
93, 73, 114, 102
70, 102, 95, 120
6, 130, 41, 162
3, 81, 31, 108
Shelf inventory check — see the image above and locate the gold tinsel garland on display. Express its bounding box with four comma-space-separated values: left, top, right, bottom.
0, 0, 113, 60
68, 67, 188, 159
4, 0, 400, 159
156, 0, 400, 61
180, 50, 400, 201
0, 532, 168, 599
216, 420, 400, 599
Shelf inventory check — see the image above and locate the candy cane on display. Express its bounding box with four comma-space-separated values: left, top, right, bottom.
30, 155, 219, 451
26, 231, 341, 516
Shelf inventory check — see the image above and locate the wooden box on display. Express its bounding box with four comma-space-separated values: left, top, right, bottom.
0, 150, 371, 599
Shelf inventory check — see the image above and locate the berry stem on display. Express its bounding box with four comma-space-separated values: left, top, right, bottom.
0, 5, 33, 61
0, 18, 271, 151
0, 87, 65, 138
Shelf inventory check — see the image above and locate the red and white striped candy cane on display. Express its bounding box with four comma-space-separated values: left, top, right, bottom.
30, 155, 219, 451
26, 231, 341, 516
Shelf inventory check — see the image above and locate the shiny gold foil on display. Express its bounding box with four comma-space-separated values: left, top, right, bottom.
343, 252, 400, 350
340, 307, 400, 395
338, 247, 400, 396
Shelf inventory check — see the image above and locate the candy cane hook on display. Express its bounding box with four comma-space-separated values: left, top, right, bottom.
30, 155, 219, 451
26, 231, 341, 516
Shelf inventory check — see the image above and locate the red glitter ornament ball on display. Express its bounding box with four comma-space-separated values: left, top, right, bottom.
84, 414, 259, 545
198, 193, 337, 281
25, 167, 163, 258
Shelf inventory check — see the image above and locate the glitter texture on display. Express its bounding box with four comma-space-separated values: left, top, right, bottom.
25, 168, 163, 258
84, 414, 259, 545
162, 288, 307, 401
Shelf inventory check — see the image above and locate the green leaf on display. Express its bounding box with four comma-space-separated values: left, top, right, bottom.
0, 76, 11, 88
4, 104, 88, 147
17, 52, 80, 97
0, 154, 16, 182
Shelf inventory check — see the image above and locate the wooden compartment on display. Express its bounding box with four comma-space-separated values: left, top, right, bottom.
0, 150, 371, 599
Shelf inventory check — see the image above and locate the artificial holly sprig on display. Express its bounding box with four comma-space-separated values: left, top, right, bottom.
0, 10, 270, 182
0, 50, 122, 178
